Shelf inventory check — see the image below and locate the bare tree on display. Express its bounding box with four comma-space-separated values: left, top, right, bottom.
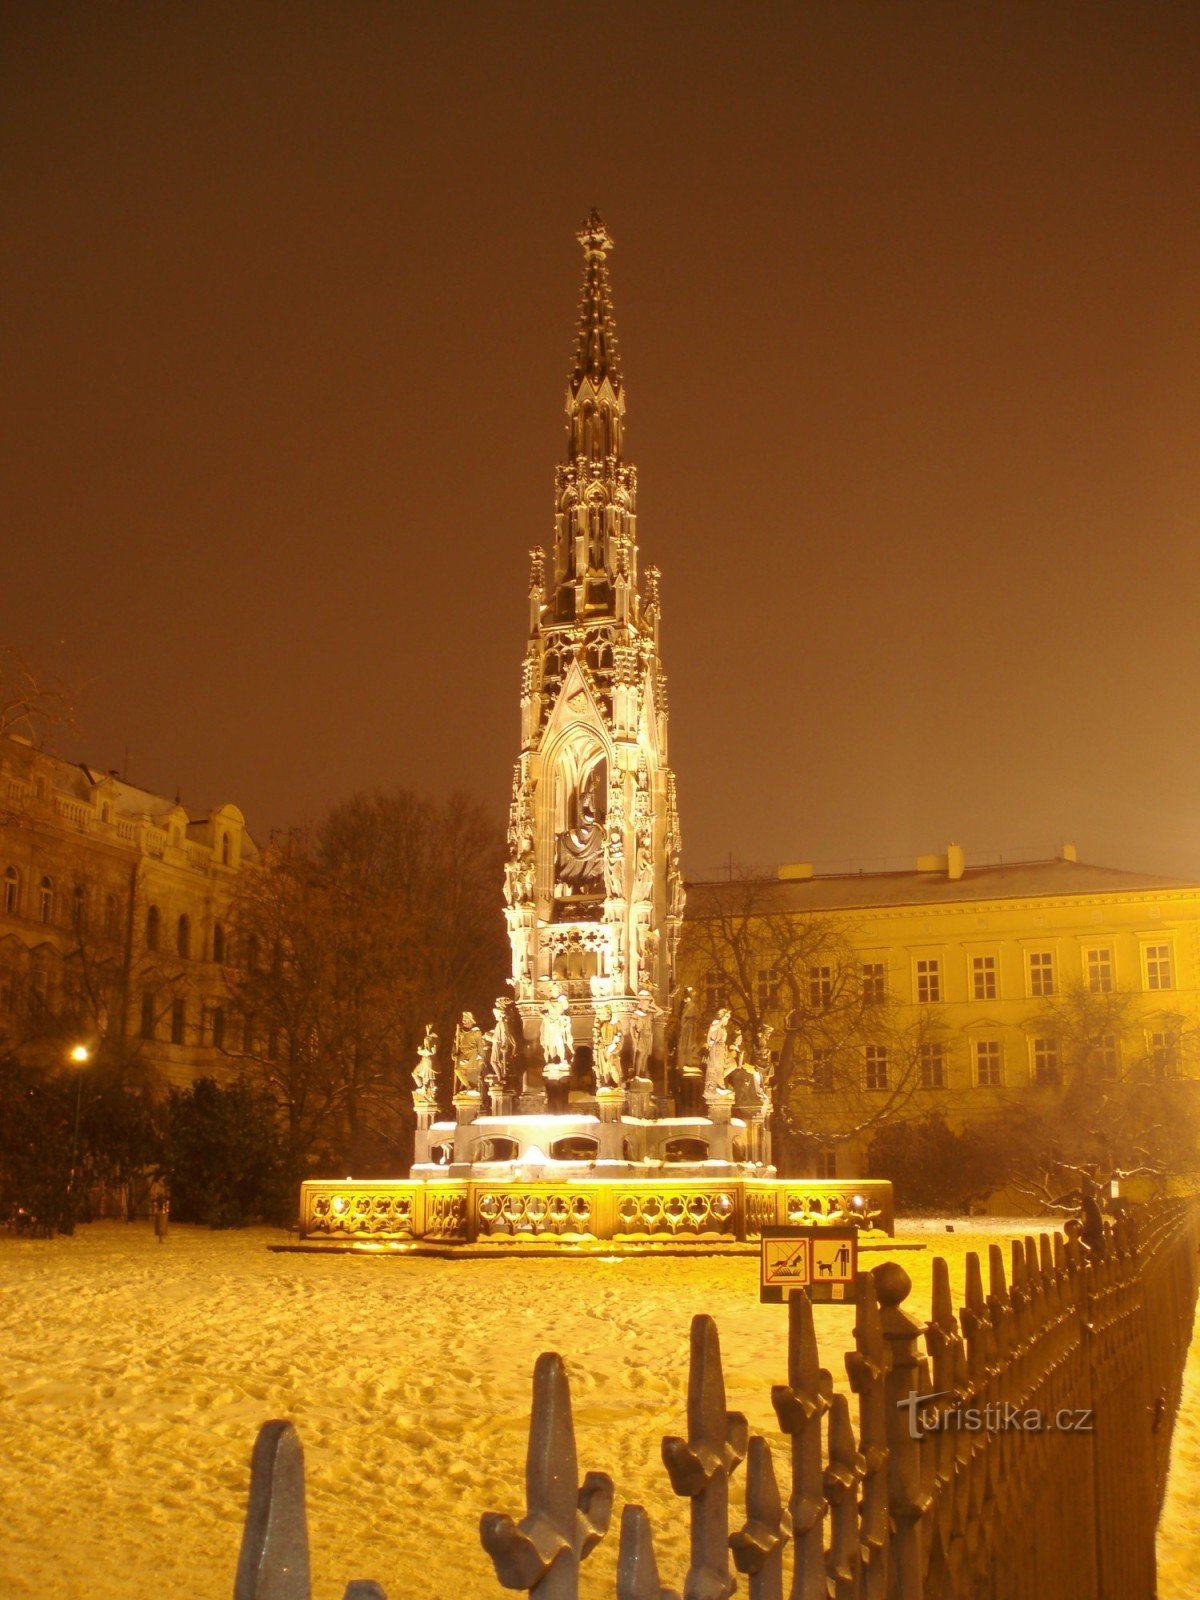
231, 791, 508, 1174
680, 873, 945, 1172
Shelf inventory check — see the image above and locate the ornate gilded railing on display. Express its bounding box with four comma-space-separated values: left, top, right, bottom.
298, 1176, 896, 1243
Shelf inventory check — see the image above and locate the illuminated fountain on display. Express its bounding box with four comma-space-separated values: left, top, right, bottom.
300, 215, 892, 1244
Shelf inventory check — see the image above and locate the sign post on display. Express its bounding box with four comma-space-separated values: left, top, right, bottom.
759, 1225, 858, 1303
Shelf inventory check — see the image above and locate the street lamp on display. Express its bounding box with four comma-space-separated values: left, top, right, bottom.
68, 1044, 91, 1201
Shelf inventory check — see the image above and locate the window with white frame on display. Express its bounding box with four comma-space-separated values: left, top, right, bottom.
1031, 1036, 1060, 1085
974, 1039, 1002, 1087
809, 965, 832, 1009
1085, 948, 1113, 994
1148, 1028, 1180, 1078
1098, 1034, 1120, 1076
811, 1047, 835, 1093
864, 1044, 889, 1090
916, 958, 941, 1003
971, 954, 997, 1001
815, 1146, 837, 1179
920, 1041, 947, 1089
755, 965, 781, 1011
861, 961, 886, 1005
1145, 944, 1173, 992
1028, 951, 1055, 997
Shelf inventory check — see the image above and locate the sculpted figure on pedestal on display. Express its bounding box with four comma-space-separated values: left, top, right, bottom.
453, 1012, 485, 1095
629, 990, 656, 1080
675, 987, 699, 1071
413, 1024, 439, 1104
705, 1008, 732, 1093
539, 988, 574, 1081
592, 1004, 623, 1089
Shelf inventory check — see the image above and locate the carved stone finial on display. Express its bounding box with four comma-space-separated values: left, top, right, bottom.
577, 208, 614, 258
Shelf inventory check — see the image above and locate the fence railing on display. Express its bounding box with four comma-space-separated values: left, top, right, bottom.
232, 1199, 1200, 1600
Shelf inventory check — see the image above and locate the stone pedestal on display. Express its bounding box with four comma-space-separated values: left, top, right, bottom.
413, 1101, 438, 1164
594, 1087, 626, 1161
452, 1091, 482, 1164
544, 1073, 570, 1115
703, 1089, 735, 1161
626, 1075, 654, 1119
489, 1090, 514, 1118
679, 1070, 702, 1116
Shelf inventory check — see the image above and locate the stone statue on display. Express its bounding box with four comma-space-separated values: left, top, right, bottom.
413, 1024, 438, 1104
604, 820, 624, 898
592, 1004, 623, 1089
633, 822, 654, 902
539, 988, 574, 1081
486, 997, 514, 1086
675, 987, 699, 1072
453, 1011, 485, 1095
705, 1008, 732, 1093
629, 991, 655, 1080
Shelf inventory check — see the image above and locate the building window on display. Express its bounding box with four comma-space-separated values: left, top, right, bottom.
862, 962, 886, 1005
920, 1041, 946, 1089
1028, 951, 1055, 997
211, 1007, 225, 1050
177, 914, 191, 958
809, 965, 832, 1009
104, 893, 120, 938
864, 1044, 889, 1091
146, 904, 160, 951
1031, 1036, 1060, 1086
3, 866, 19, 915
1145, 944, 1173, 992
38, 876, 53, 925
221, 833, 231, 866
971, 955, 997, 1001
975, 1040, 1002, 1087
703, 969, 727, 1014
755, 965, 780, 1011
71, 884, 86, 931
916, 958, 941, 1003
814, 1146, 837, 1179
811, 1047, 835, 1093
141, 991, 157, 1040
171, 998, 185, 1046
1086, 948, 1113, 994
212, 922, 226, 964
1149, 1029, 1179, 1079
1098, 1034, 1120, 1076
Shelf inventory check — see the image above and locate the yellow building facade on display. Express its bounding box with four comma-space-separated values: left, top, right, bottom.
681, 845, 1200, 1180
0, 732, 256, 1088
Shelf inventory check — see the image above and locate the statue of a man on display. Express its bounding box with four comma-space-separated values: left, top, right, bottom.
592, 1004, 623, 1090
413, 1024, 438, 1103
675, 987, 699, 1071
629, 991, 655, 1080
453, 1011, 485, 1094
705, 1009, 732, 1093
486, 996, 514, 1087
539, 989, 574, 1080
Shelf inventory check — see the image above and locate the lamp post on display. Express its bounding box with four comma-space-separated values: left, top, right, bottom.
68, 1044, 90, 1207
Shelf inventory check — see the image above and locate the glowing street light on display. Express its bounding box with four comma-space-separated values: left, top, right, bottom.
68, 1043, 92, 1206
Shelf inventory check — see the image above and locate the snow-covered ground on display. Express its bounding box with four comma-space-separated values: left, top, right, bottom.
0, 1220, 1195, 1599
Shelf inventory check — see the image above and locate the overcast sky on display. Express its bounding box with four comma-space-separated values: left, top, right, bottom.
5, 3, 1199, 877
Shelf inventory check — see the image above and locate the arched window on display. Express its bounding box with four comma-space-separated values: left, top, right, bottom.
38, 877, 53, 925
220, 833, 231, 866
3, 867, 18, 916
176, 913, 190, 958
71, 885, 86, 931
104, 894, 120, 938
146, 904, 160, 951
212, 922, 226, 963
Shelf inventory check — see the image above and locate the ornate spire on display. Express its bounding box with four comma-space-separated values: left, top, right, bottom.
570, 209, 622, 400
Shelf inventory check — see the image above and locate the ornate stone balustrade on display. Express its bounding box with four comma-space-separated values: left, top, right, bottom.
298, 1176, 895, 1244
